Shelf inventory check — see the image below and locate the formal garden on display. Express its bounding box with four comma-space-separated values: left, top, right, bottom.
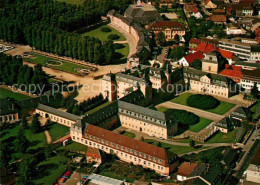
157, 107, 212, 133
171, 93, 235, 115
25, 53, 93, 75
0, 87, 31, 101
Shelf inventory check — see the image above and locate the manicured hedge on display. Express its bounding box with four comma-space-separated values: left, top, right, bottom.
114, 43, 125, 49
187, 94, 220, 110
108, 34, 120, 40
101, 27, 112, 32
166, 109, 199, 125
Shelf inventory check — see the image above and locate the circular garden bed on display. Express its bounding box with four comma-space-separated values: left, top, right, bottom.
46, 60, 62, 66
187, 94, 220, 110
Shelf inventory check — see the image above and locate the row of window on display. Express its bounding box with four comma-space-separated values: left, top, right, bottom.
72, 136, 165, 172
0, 114, 16, 122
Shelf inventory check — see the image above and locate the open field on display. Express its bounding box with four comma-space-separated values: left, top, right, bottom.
81, 25, 126, 42
0, 87, 31, 101
25, 53, 91, 75
143, 139, 207, 155
48, 123, 70, 141
157, 106, 212, 133
171, 93, 235, 115
55, 0, 84, 5
206, 129, 237, 143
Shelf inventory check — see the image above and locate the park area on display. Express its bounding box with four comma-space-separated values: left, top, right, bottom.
25, 53, 92, 75
157, 107, 212, 133
171, 93, 235, 115
0, 87, 31, 101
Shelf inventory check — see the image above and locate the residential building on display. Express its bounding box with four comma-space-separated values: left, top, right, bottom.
244, 164, 260, 183
86, 147, 102, 164
147, 21, 185, 41
210, 15, 227, 24
177, 162, 198, 181
178, 52, 204, 67
159, 0, 175, 8
184, 67, 236, 98
240, 68, 260, 91
214, 117, 233, 133
219, 64, 242, 83
226, 26, 246, 35
71, 121, 179, 175
35, 104, 82, 127
177, 162, 221, 185
0, 98, 19, 123
184, 3, 202, 19
218, 39, 259, 61
118, 100, 178, 139
189, 38, 219, 49
202, 51, 219, 74
203, 0, 217, 9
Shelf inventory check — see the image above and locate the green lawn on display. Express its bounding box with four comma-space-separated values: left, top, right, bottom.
81, 25, 126, 42
206, 129, 237, 143
171, 93, 235, 115
26, 53, 91, 74
85, 101, 111, 115
59, 141, 88, 152
157, 106, 212, 133
33, 155, 67, 185
189, 118, 212, 133
0, 87, 31, 101
250, 100, 260, 120
115, 43, 129, 59
121, 131, 136, 138
55, 0, 84, 5
48, 123, 70, 141
143, 139, 207, 155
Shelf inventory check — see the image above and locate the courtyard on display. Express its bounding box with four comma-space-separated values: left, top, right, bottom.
171, 92, 236, 115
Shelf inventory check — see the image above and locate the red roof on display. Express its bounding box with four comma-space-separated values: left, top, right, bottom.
177, 162, 198, 177
255, 27, 260, 37
194, 42, 216, 54
184, 52, 204, 64
189, 38, 202, 45
219, 64, 242, 82
217, 48, 235, 59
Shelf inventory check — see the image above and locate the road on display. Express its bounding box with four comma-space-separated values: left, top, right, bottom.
156, 101, 225, 122
109, 23, 138, 58
234, 129, 259, 174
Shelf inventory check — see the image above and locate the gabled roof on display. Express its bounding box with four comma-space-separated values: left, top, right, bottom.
217, 48, 236, 59
177, 162, 198, 177
210, 15, 227, 23
189, 38, 202, 45
148, 21, 185, 31
219, 64, 242, 79
193, 42, 216, 54
184, 52, 204, 64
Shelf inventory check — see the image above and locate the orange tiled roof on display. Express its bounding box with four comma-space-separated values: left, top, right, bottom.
219, 64, 242, 80
177, 162, 198, 177
184, 52, 204, 64
210, 15, 227, 22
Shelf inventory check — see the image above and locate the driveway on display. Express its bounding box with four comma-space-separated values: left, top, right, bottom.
156, 101, 225, 122
109, 23, 138, 57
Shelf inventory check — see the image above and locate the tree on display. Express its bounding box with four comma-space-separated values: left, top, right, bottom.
189, 140, 195, 148
15, 127, 29, 153
251, 82, 259, 99
156, 32, 166, 46
174, 34, 180, 43
31, 115, 42, 134
0, 144, 10, 169
44, 144, 53, 159
157, 142, 162, 147
190, 59, 202, 70
16, 155, 37, 185
169, 46, 185, 60
21, 115, 28, 129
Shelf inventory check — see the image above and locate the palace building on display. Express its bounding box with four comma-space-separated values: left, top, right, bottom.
71, 120, 179, 175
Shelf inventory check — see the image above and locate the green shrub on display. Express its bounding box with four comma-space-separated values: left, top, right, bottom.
166, 109, 199, 125
101, 27, 112, 32
114, 43, 125, 49
187, 94, 220, 110
108, 34, 120, 40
